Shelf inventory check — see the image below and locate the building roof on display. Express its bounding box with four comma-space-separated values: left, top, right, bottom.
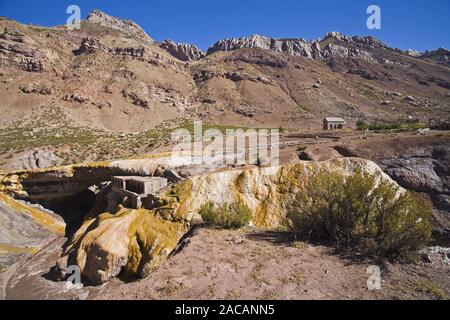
324, 117, 346, 123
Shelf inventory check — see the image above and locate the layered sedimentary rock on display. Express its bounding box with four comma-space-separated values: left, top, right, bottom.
193, 69, 274, 85
0, 152, 220, 202
0, 27, 45, 72
206, 32, 378, 62
73, 37, 177, 69
86, 9, 154, 44
0, 192, 65, 267
207, 34, 323, 59
160, 39, 205, 61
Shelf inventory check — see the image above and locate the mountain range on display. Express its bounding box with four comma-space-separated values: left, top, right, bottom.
0, 9, 448, 167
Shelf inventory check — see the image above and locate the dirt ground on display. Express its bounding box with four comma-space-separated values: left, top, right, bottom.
92, 228, 449, 300
4, 227, 448, 300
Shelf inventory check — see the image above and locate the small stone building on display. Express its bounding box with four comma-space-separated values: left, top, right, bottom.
323, 117, 346, 130
111, 176, 168, 209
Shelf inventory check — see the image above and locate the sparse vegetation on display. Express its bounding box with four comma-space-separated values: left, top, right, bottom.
356, 120, 427, 132
287, 168, 432, 260
199, 201, 252, 229
415, 279, 449, 300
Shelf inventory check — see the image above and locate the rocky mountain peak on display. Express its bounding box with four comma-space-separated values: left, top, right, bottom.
86, 9, 154, 43
207, 34, 273, 54
420, 47, 450, 66
324, 31, 353, 43
159, 39, 205, 61
207, 32, 381, 61
405, 49, 421, 57
323, 31, 386, 49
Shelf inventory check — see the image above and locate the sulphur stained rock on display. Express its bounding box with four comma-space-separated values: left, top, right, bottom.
65, 208, 186, 285
0, 192, 65, 267
60, 158, 401, 284
178, 158, 398, 229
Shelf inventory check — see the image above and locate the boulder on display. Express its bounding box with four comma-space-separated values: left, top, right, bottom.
434, 194, 450, 212
11, 149, 63, 171
122, 89, 149, 108
382, 157, 444, 194
64, 208, 186, 285
20, 84, 52, 95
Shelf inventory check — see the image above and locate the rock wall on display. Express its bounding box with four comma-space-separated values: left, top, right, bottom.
73, 37, 178, 70
0, 192, 65, 268
0, 152, 222, 202
0, 27, 45, 72
160, 40, 205, 61
207, 33, 377, 62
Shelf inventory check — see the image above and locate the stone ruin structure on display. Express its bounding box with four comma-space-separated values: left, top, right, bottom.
323, 117, 346, 130
111, 176, 168, 209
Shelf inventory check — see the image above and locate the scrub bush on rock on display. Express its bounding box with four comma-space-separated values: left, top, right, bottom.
288, 168, 432, 260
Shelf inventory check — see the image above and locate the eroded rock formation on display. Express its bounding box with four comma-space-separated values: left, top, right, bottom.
86, 9, 154, 44
44, 158, 403, 284
207, 32, 377, 62
0, 193, 65, 268
0, 27, 45, 72
160, 39, 205, 61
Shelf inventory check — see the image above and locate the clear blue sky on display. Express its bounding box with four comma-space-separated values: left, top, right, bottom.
0, 0, 448, 51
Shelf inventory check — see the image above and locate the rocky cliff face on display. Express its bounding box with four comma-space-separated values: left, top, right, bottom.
419, 48, 450, 67
86, 9, 154, 44
206, 32, 378, 61
377, 145, 450, 240
207, 34, 322, 59
0, 27, 45, 72
0, 192, 64, 268
0, 151, 223, 202
73, 36, 178, 71
160, 39, 205, 61
10, 149, 63, 171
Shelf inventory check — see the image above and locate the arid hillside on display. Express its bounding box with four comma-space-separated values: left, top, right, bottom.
0, 10, 449, 170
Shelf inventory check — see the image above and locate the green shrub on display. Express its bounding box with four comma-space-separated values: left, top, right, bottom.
199, 201, 252, 229
356, 120, 426, 132
287, 168, 432, 260
356, 120, 368, 131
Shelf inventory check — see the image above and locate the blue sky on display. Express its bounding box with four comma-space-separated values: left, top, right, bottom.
0, 0, 448, 51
